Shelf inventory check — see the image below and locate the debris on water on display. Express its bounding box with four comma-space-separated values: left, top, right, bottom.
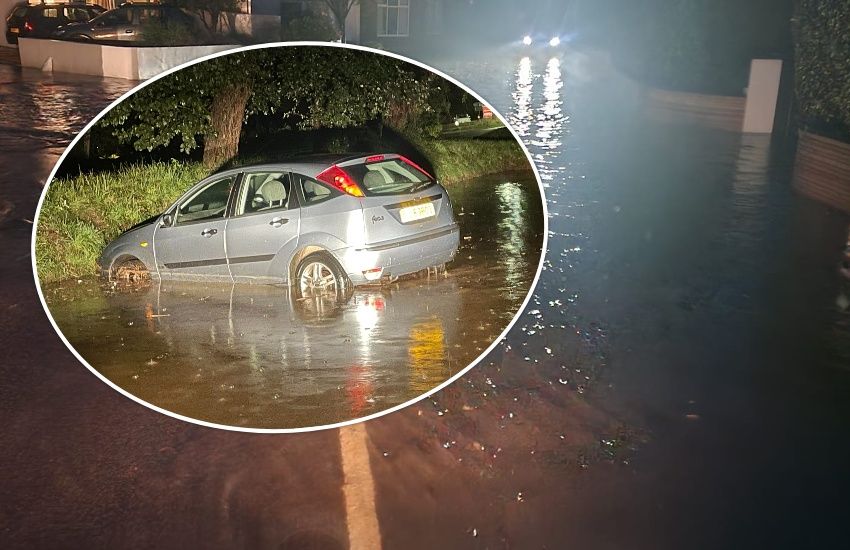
516, 492, 524, 502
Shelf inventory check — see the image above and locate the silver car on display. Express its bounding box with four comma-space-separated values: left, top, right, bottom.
99, 154, 460, 295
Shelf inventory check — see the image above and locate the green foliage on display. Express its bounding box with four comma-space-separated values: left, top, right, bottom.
140, 19, 202, 46
97, 48, 443, 157
35, 162, 211, 283
794, 0, 850, 139
281, 14, 339, 41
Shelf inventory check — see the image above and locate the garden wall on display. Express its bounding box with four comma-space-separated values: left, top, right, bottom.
18, 38, 235, 80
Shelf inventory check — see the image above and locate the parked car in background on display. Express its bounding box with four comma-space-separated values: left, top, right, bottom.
4, 2, 103, 44
99, 154, 460, 296
51, 2, 205, 43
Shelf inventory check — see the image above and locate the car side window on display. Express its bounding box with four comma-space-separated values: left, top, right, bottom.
42, 8, 59, 19
176, 176, 234, 224
294, 173, 335, 205
97, 11, 127, 26
65, 7, 91, 22
235, 172, 292, 216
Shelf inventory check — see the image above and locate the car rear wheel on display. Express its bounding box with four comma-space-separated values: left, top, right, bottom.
295, 252, 348, 298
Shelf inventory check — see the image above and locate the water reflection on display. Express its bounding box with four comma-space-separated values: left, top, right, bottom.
69, 279, 463, 428
536, 57, 564, 153
510, 57, 534, 138
496, 181, 530, 295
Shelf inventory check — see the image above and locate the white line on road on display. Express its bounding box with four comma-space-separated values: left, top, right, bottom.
339, 423, 382, 550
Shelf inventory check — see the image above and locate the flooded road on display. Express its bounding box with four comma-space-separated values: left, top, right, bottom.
43, 174, 543, 428
409, 46, 850, 547
4, 43, 850, 548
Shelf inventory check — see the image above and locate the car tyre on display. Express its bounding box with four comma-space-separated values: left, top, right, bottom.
294, 252, 349, 299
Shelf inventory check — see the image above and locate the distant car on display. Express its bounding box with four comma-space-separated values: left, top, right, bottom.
51, 2, 204, 43
99, 154, 460, 296
4, 2, 103, 44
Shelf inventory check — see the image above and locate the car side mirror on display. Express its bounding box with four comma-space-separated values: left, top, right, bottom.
160, 214, 173, 227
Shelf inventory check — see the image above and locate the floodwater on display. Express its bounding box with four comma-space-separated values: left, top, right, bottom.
43, 173, 544, 429
4, 43, 850, 547
412, 46, 850, 546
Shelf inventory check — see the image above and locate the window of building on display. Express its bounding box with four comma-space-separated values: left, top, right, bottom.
377, 0, 410, 37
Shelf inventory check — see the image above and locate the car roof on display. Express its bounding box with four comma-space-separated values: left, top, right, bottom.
26, 3, 99, 8
213, 153, 394, 178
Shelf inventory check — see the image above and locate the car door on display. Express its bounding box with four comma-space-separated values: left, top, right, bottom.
153, 174, 237, 281
225, 170, 301, 283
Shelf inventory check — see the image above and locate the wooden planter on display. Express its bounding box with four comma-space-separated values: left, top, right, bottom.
793, 130, 850, 213
645, 88, 746, 132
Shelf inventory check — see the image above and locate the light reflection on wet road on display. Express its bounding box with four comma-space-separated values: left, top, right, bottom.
43, 171, 543, 429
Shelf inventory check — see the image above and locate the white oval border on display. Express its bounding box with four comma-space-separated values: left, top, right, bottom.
31, 41, 550, 433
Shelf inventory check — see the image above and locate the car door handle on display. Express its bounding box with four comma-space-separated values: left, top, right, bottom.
269, 217, 288, 227
200, 228, 218, 237
124, 29, 133, 34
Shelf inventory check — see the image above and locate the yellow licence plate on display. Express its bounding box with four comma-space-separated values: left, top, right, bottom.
10, 28, 19, 34
399, 202, 435, 223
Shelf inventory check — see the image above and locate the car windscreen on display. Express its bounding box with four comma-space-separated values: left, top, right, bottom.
344, 158, 433, 196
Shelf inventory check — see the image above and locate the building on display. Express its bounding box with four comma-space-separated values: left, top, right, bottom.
346, 0, 444, 52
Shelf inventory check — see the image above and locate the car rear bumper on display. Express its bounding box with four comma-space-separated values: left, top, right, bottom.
339, 224, 460, 284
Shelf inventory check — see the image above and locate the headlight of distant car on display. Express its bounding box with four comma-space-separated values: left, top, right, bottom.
522, 35, 532, 46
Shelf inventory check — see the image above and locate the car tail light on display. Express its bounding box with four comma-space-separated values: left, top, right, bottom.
365, 155, 385, 163
24, 21, 33, 31
316, 165, 364, 197
398, 155, 434, 180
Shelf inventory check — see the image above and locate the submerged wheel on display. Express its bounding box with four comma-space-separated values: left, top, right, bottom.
113, 258, 149, 283
295, 252, 348, 298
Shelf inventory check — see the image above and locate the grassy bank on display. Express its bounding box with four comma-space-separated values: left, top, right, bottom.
36, 162, 210, 285
36, 138, 531, 284
416, 138, 529, 184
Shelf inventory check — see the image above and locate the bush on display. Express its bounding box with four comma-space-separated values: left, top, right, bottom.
794, 0, 850, 140
141, 20, 204, 46
281, 15, 339, 42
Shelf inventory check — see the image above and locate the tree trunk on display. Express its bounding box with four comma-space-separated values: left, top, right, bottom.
203, 83, 251, 168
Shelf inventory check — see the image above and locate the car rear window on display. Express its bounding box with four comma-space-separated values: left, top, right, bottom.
345, 158, 433, 196
10, 7, 27, 19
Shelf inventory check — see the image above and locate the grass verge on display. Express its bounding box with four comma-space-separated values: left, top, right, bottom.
415, 138, 530, 184
36, 161, 210, 285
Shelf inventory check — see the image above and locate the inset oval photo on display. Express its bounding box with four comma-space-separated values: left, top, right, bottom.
34, 44, 546, 432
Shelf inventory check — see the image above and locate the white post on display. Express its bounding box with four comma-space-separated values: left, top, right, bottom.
345, 4, 361, 44
742, 59, 783, 134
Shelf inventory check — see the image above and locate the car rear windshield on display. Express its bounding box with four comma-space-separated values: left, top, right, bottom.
345, 158, 433, 196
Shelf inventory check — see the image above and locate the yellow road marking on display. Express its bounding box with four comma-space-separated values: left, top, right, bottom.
339, 423, 382, 550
